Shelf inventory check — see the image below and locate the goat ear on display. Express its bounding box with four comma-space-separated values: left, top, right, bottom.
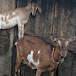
67, 38, 72, 42
26, 3, 31, 10
68, 36, 76, 42
37, 6, 42, 13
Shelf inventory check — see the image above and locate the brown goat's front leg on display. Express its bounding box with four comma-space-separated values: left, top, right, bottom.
50, 71, 54, 76
35, 69, 42, 76
15, 56, 22, 76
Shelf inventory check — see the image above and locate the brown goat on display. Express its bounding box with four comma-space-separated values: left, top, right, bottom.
15, 35, 75, 76
0, 3, 41, 39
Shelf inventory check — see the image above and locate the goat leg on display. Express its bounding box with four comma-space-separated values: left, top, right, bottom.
21, 25, 24, 38
18, 25, 22, 39
35, 69, 42, 76
15, 56, 22, 76
50, 71, 54, 76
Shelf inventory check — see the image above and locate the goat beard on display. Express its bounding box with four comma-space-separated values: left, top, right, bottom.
60, 58, 64, 63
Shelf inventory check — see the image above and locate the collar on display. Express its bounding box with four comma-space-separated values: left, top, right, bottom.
52, 48, 59, 64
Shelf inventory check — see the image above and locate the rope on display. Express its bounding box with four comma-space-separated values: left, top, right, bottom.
52, 48, 59, 64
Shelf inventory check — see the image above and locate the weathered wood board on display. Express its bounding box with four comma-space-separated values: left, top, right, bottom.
11, 0, 76, 76
0, 0, 15, 76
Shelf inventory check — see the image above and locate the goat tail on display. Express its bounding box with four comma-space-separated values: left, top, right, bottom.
15, 42, 17, 45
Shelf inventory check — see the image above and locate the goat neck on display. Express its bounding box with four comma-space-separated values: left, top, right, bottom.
24, 6, 32, 16
52, 46, 61, 64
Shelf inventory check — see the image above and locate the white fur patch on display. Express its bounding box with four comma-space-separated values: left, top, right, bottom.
58, 40, 61, 46
12, 12, 15, 15
0, 17, 18, 29
7, 15, 9, 19
65, 41, 69, 46
27, 50, 39, 69
38, 50, 40, 54
7, 17, 17, 25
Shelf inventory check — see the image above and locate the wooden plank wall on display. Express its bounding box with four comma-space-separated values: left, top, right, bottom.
14, 0, 76, 52
12, 0, 76, 76
56, 1, 76, 76
0, 0, 15, 76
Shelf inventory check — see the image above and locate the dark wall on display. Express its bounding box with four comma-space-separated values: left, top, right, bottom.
12, 0, 76, 76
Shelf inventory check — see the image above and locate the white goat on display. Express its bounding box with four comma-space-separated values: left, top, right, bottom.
0, 3, 41, 39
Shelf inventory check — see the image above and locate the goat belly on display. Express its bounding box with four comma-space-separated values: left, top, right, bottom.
6, 17, 18, 29
1, 17, 17, 29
